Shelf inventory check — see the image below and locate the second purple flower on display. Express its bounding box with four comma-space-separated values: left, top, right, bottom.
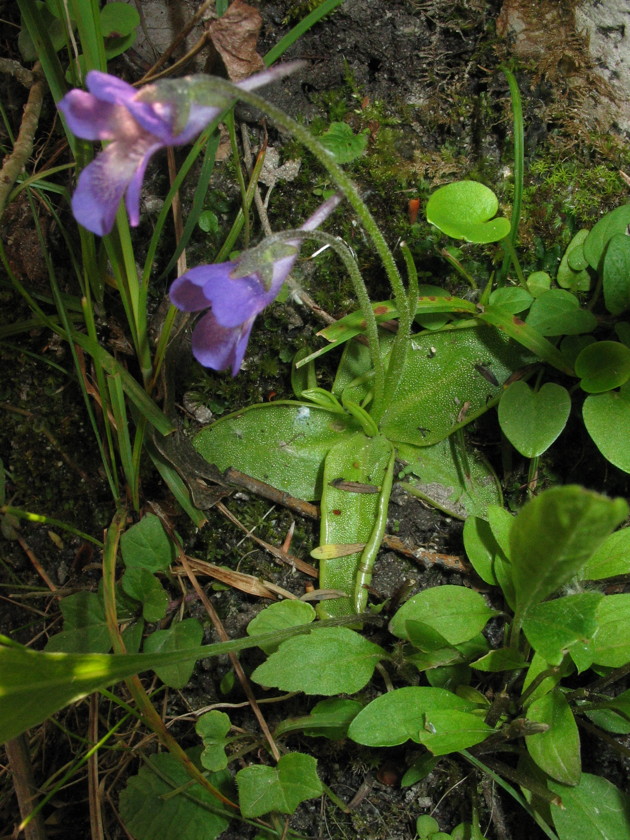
169, 196, 341, 375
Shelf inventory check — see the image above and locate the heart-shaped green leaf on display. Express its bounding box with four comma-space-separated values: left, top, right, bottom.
583, 383, 630, 472
426, 181, 511, 243
498, 381, 571, 457
575, 341, 630, 393
236, 752, 322, 818
525, 289, 597, 336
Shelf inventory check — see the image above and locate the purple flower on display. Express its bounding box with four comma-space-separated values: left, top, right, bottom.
58, 67, 295, 236
169, 196, 341, 375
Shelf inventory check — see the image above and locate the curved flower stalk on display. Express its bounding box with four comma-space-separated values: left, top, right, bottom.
169, 195, 341, 375
58, 66, 297, 236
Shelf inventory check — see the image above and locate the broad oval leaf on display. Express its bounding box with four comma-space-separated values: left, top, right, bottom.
549, 774, 630, 840
582, 384, 630, 473
251, 627, 385, 695
193, 402, 360, 500
348, 686, 474, 747
415, 708, 494, 755
498, 381, 571, 457
426, 181, 510, 243
334, 326, 532, 447
526, 691, 581, 785
143, 619, 204, 689
592, 594, 630, 667
521, 592, 602, 668
583, 527, 630, 579
389, 585, 497, 646
509, 486, 627, 623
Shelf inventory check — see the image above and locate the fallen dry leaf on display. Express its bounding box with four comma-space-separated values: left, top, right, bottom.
208, 0, 264, 81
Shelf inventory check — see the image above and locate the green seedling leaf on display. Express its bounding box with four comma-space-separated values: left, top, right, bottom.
45, 591, 111, 654
416, 815, 441, 838
319, 121, 368, 164
510, 486, 627, 625
463, 516, 500, 585
557, 229, 591, 293
471, 648, 528, 672
196, 711, 231, 771
251, 627, 385, 695
348, 686, 475, 747
247, 600, 315, 654
317, 433, 393, 618
526, 271, 552, 298
100, 1, 139, 37
426, 181, 511, 243
277, 698, 363, 740
122, 567, 168, 622
575, 341, 630, 393
583, 203, 630, 270
521, 592, 602, 669
583, 527, 630, 579
489, 286, 534, 314
582, 382, 630, 472
401, 754, 439, 787
583, 699, 630, 736
416, 709, 494, 755
119, 752, 231, 840
525, 289, 597, 336
236, 752, 322, 818
193, 402, 360, 500
592, 594, 630, 667
526, 690, 581, 785
549, 774, 630, 840
487, 504, 513, 559
121, 513, 175, 573
389, 585, 497, 646
143, 619, 204, 689
397, 435, 503, 520
407, 633, 488, 673
498, 381, 571, 457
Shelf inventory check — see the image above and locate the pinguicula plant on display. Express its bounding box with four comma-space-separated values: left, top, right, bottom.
3, 2, 630, 838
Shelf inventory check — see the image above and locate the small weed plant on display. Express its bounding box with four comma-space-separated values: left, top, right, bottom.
2, 1, 630, 838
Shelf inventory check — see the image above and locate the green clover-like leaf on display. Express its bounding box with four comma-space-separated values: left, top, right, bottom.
426, 181, 510, 243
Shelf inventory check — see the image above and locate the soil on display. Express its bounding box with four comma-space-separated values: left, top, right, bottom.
1, 1, 629, 839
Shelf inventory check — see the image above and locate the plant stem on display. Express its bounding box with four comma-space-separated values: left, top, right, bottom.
498, 67, 524, 286
282, 228, 386, 417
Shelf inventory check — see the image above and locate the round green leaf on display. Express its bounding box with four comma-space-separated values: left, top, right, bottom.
498, 381, 571, 457
549, 774, 630, 840
389, 585, 497, 645
426, 181, 511, 243
575, 341, 630, 393
489, 286, 533, 314
100, 1, 140, 37
526, 271, 551, 298
583, 384, 630, 472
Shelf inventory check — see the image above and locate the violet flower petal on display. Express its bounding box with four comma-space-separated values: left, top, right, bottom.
191, 310, 253, 375
169, 263, 238, 312
57, 90, 121, 140
71, 136, 161, 236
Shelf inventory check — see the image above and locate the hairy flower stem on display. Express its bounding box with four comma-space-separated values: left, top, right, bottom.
276, 228, 386, 417
208, 79, 410, 423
